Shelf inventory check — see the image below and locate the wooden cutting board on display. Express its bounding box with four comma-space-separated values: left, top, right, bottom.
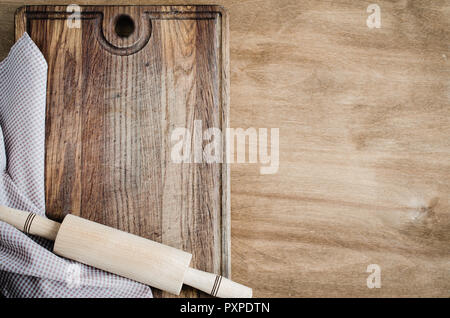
15, 5, 230, 297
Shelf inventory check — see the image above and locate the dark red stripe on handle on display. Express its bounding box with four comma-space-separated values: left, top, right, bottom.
23, 213, 36, 234
211, 275, 223, 297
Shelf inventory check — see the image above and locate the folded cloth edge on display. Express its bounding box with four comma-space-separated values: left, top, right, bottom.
0, 32, 153, 298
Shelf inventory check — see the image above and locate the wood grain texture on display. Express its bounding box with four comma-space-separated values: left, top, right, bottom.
14, 4, 229, 298
1, 0, 449, 297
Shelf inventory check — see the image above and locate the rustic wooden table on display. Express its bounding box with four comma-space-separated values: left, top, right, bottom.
1, 0, 449, 297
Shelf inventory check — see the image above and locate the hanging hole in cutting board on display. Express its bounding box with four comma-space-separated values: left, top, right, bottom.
96, 11, 152, 56
115, 14, 135, 38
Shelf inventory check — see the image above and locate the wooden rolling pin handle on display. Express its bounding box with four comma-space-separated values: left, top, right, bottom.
184, 267, 252, 298
0, 205, 60, 241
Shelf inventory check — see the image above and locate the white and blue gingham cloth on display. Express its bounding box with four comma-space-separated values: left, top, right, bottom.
0, 33, 152, 298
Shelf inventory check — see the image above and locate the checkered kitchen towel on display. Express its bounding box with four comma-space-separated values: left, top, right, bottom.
0, 33, 152, 298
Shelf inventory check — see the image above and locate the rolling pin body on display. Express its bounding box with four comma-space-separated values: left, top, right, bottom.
0, 206, 252, 298
54, 214, 191, 295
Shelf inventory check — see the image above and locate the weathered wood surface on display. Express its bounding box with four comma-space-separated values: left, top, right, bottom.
14, 4, 230, 298
1, 0, 448, 297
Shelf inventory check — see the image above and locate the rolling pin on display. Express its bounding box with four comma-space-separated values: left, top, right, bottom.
0, 205, 252, 298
